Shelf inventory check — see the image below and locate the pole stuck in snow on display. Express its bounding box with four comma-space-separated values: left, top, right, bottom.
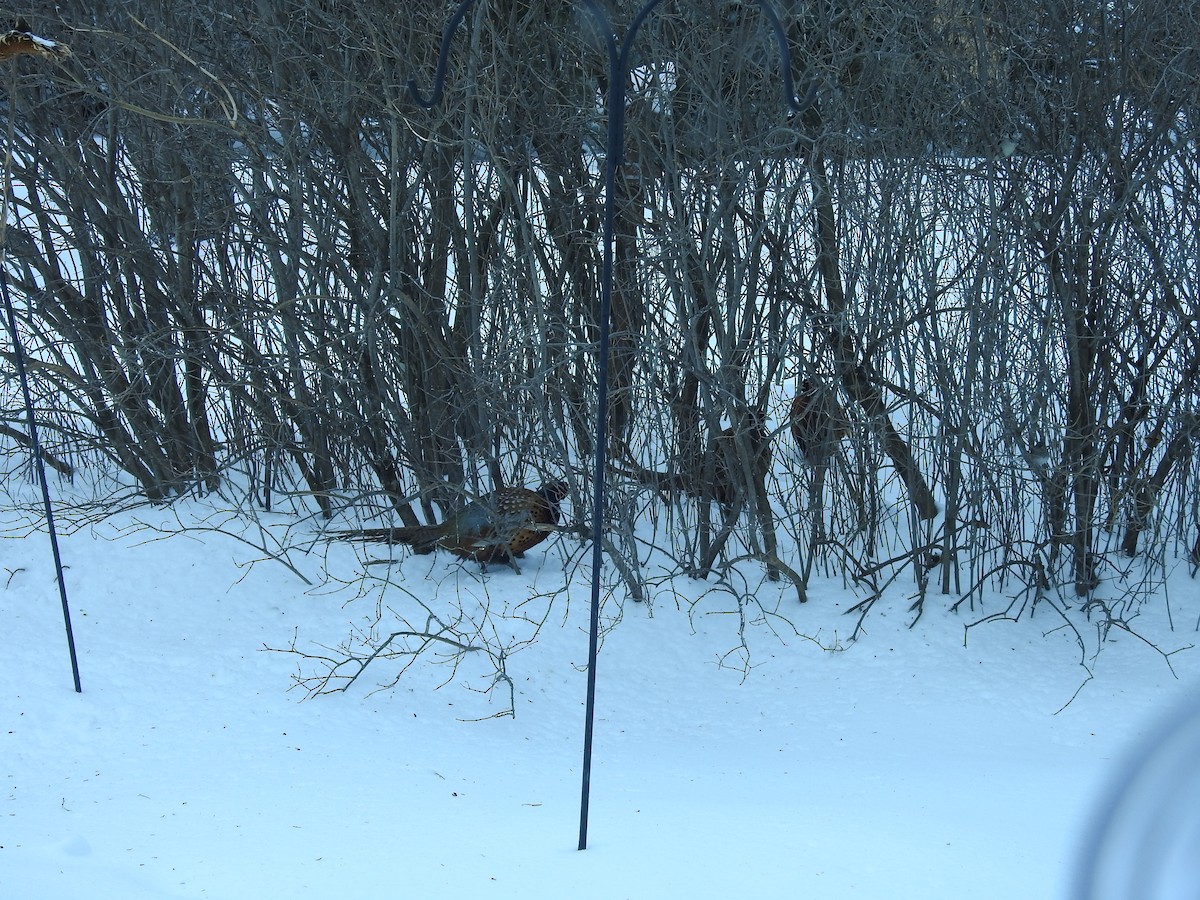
408, 0, 816, 852
1, 27, 81, 693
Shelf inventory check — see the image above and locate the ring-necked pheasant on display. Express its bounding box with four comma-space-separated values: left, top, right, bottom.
330, 481, 569, 566
619, 411, 770, 514
790, 378, 851, 468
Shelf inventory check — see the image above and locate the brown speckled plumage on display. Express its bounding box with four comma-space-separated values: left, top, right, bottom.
0, 28, 70, 63
331, 481, 568, 564
790, 379, 850, 467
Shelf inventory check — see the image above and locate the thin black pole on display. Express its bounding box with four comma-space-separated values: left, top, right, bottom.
575, 0, 815, 851
1, 55, 81, 693
577, 0, 669, 852
0, 267, 82, 693
406, 0, 817, 853
576, 0, 619, 851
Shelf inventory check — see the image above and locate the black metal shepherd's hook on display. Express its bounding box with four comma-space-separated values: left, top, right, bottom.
1, 51, 81, 694
408, 0, 816, 852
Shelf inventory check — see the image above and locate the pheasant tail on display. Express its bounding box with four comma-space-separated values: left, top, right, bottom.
329, 524, 444, 553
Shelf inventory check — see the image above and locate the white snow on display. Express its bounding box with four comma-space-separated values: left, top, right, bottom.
1, 492, 1197, 899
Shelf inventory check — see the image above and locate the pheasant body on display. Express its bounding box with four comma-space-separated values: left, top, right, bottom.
333, 482, 568, 564
790, 379, 851, 467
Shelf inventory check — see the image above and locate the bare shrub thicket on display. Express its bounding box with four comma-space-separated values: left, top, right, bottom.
1, 1, 1197, 618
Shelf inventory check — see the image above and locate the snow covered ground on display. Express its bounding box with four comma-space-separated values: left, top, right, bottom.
1, 493, 1197, 899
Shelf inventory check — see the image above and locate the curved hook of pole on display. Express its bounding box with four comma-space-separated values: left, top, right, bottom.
580, 0, 670, 88
406, 0, 480, 109
580, 0, 618, 66
409, 0, 816, 116
752, 0, 819, 116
